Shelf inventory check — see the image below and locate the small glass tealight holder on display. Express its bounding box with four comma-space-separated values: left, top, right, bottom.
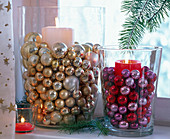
15, 103, 37, 133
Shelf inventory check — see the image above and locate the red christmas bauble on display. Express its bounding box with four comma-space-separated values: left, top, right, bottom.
127, 113, 137, 122
147, 83, 155, 92
114, 76, 124, 86
144, 99, 151, 108
118, 95, 127, 105
137, 107, 147, 116
109, 85, 119, 95
104, 81, 113, 90
107, 95, 116, 104
129, 91, 139, 101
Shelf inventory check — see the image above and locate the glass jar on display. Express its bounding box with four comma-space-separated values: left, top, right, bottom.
99, 46, 162, 137
17, 6, 105, 127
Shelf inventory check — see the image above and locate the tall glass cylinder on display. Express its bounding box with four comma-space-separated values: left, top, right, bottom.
17, 6, 105, 127
99, 46, 162, 137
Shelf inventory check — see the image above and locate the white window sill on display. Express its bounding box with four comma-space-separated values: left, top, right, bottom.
15, 125, 170, 139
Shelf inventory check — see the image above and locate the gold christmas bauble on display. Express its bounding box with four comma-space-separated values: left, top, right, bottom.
77, 97, 86, 107
72, 44, 85, 58
65, 66, 74, 76
40, 53, 53, 66
28, 67, 36, 76
42, 108, 47, 115
24, 32, 42, 43
36, 63, 44, 72
58, 65, 65, 72
73, 90, 82, 99
59, 89, 70, 100
55, 99, 65, 108
29, 91, 39, 101
43, 118, 51, 125
39, 48, 51, 56
73, 57, 82, 67
40, 93, 47, 101
28, 55, 39, 67
82, 60, 91, 69
36, 113, 43, 123
36, 84, 46, 94
85, 51, 99, 67
82, 86, 91, 96
37, 108, 42, 114
52, 60, 59, 70
62, 58, 71, 66
53, 81, 62, 91
40, 42, 48, 48
91, 84, 98, 95
55, 72, 65, 81
86, 94, 94, 102
63, 76, 79, 91
67, 51, 76, 60
29, 77, 38, 86
23, 59, 29, 69
63, 114, 75, 124
43, 78, 52, 87
43, 68, 53, 78
22, 71, 29, 80
71, 106, 80, 115
50, 111, 62, 123
60, 107, 70, 115
65, 97, 75, 107
24, 79, 35, 91
92, 44, 101, 54
75, 67, 84, 77
77, 114, 85, 121
34, 99, 43, 108
26, 97, 33, 104
35, 72, 44, 81
82, 103, 91, 112
44, 100, 54, 112
82, 44, 92, 53
46, 89, 58, 101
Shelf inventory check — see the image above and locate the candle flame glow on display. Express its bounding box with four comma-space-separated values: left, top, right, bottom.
125, 59, 129, 64
55, 17, 59, 28
21, 117, 25, 123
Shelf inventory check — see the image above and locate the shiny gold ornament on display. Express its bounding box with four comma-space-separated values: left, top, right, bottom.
43, 78, 52, 87
36, 113, 43, 123
43, 68, 53, 78
43, 118, 51, 125
75, 67, 84, 77
52, 60, 59, 70
51, 42, 68, 58
82, 103, 91, 112
80, 74, 88, 83
73, 90, 82, 99
85, 51, 99, 67
73, 57, 82, 67
67, 51, 76, 60
23, 59, 29, 69
46, 89, 58, 101
21, 42, 38, 59
29, 91, 39, 101
50, 111, 62, 123
22, 71, 29, 80
40, 93, 47, 101
24, 32, 42, 43
44, 100, 54, 112
27, 97, 33, 104
24, 79, 35, 91
71, 106, 80, 115
34, 99, 43, 108
51, 73, 56, 81
86, 94, 94, 102
65, 66, 74, 76
36, 84, 46, 94
77, 114, 85, 121
72, 44, 85, 58
29, 77, 38, 86
59, 89, 70, 100
25, 92, 29, 96
63, 76, 79, 91
90, 101, 95, 108
36, 63, 44, 72
92, 44, 101, 54
58, 65, 65, 72
40, 53, 52, 66
28, 67, 36, 76
37, 108, 42, 114
82, 86, 91, 96
65, 97, 75, 107
28, 55, 39, 67
82, 60, 91, 69
39, 48, 51, 56
77, 97, 86, 107
62, 58, 70, 66
63, 114, 75, 124
40, 42, 48, 48
82, 44, 92, 53
55, 99, 65, 108
35, 72, 44, 81
55, 72, 65, 81
53, 81, 62, 91
60, 107, 70, 115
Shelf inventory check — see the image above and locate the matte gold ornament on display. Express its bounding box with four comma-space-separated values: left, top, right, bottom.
22, 71, 29, 80
28, 67, 36, 76
40, 53, 53, 66
82, 60, 91, 69
28, 55, 39, 67
24, 79, 35, 91
40, 42, 48, 48
44, 100, 54, 112
82, 86, 91, 96
36, 63, 44, 72
29, 77, 38, 86
43, 118, 51, 125
53, 81, 62, 91
52, 60, 59, 70
50, 111, 62, 123
55, 99, 65, 108
46, 89, 58, 101
63, 76, 79, 91
86, 94, 94, 102
73, 90, 82, 99
73, 57, 82, 67
34, 99, 43, 108
58, 65, 65, 72
62, 58, 71, 66
85, 51, 99, 67
63, 114, 75, 124
21, 42, 38, 59
77, 97, 86, 107
82, 44, 92, 53
75, 67, 84, 77
59, 89, 70, 100
92, 44, 101, 54
71, 106, 80, 115
77, 114, 85, 121
40, 93, 47, 101
55, 72, 65, 81
65, 66, 74, 76
67, 51, 76, 60
23, 59, 29, 69
60, 107, 70, 115
39, 48, 51, 56
24, 32, 42, 43
29, 91, 39, 101
65, 97, 75, 107
36, 113, 43, 123
35, 72, 44, 81
72, 44, 85, 58
43, 68, 53, 78
51, 42, 68, 58
43, 78, 52, 87
36, 84, 46, 94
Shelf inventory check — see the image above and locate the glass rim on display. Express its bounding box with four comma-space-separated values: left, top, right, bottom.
99, 45, 162, 51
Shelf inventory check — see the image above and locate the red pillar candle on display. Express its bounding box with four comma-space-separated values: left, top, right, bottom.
115, 60, 141, 76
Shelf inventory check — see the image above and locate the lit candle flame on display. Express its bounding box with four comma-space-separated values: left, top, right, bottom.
21, 117, 25, 123
55, 17, 59, 28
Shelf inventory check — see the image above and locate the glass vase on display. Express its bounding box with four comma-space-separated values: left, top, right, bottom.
99, 46, 162, 137
17, 6, 105, 128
